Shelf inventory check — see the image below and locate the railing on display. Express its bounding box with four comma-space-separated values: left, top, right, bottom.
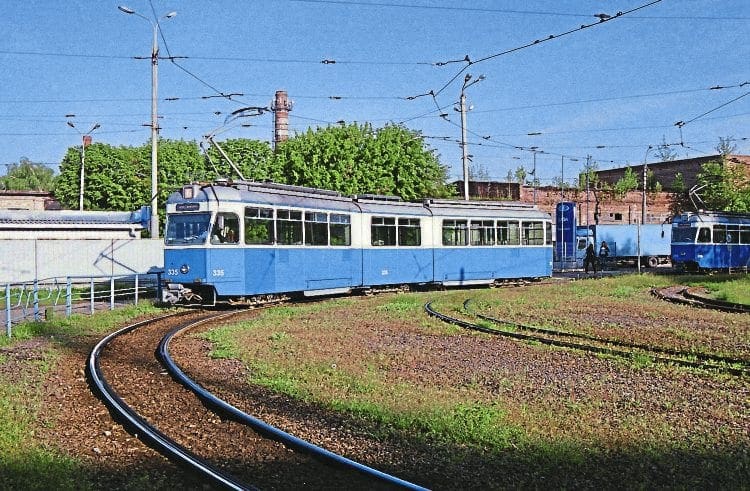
2, 272, 163, 338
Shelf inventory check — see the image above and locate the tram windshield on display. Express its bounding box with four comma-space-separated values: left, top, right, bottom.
671, 226, 697, 243
165, 213, 211, 245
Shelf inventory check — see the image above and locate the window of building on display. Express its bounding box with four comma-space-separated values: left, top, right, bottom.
522, 221, 545, 245
372, 216, 397, 246
470, 220, 495, 246
497, 221, 520, 245
277, 209, 303, 245
614, 213, 623, 221
244, 207, 274, 245
442, 219, 468, 246
330, 213, 351, 246
398, 218, 421, 246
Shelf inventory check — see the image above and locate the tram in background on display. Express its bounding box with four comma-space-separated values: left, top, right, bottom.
671, 210, 750, 271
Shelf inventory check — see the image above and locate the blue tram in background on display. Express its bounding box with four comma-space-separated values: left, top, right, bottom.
671, 211, 750, 271
162, 180, 553, 304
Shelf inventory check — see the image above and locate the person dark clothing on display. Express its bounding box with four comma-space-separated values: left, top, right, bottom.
599, 241, 609, 257
584, 242, 597, 273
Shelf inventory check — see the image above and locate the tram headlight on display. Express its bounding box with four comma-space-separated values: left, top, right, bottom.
179, 264, 190, 274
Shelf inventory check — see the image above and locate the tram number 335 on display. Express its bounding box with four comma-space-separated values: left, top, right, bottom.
211, 269, 225, 277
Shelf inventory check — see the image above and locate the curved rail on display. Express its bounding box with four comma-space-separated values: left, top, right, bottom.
652, 286, 750, 314
463, 299, 749, 369
87, 311, 253, 491
158, 317, 429, 491
425, 301, 749, 377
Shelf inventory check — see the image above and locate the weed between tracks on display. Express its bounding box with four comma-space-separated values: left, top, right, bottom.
0, 303, 163, 490
201, 274, 750, 488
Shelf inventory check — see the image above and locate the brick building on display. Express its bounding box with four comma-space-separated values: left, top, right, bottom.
458, 154, 749, 226
593, 154, 750, 192
0, 190, 60, 210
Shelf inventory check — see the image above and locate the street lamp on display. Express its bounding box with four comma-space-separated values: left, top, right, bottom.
118, 5, 176, 238
67, 121, 100, 211
459, 73, 485, 200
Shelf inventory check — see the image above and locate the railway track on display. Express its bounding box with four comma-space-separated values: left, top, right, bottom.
651, 286, 750, 314
88, 308, 427, 490
425, 300, 750, 377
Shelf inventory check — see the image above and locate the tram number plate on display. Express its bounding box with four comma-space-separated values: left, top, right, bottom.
212, 269, 225, 277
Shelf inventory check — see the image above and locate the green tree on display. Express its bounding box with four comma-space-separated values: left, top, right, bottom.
613, 166, 639, 197
55, 139, 205, 214
0, 158, 55, 191
513, 166, 527, 185
204, 138, 278, 181
273, 123, 452, 200
695, 159, 750, 212
668, 172, 692, 215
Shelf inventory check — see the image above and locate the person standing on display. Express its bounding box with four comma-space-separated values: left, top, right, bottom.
584, 241, 597, 273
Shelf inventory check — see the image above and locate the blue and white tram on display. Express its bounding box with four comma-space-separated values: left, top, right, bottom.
671, 211, 750, 271
162, 180, 553, 304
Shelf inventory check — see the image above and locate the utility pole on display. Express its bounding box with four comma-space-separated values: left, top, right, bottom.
118, 5, 176, 238
458, 73, 484, 200
460, 89, 469, 200
642, 145, 652, 225
585, 155, 591, 226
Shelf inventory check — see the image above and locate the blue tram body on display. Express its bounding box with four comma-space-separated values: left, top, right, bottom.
162, 181, 553, 304
671, 211, 750, 271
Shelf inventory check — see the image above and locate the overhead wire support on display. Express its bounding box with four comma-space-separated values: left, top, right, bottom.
428, 0, 663, 98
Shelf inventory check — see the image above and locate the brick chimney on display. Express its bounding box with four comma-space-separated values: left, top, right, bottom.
272, 90, 293, 149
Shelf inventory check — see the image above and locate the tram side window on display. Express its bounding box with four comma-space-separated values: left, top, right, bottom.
372, 217, 397, 246
442, 219, 468, 246
497, 221, 520, 245
277, 209, 303, 245
741, 226, 750, 245
697, 227, 711, 243
713, 224, 727, 243
545, 222, 553, 245
244, 207, 274, 245
211, 213, 240, 244
726, 226, 740, 244
305, 212, 329, 246
398, 218, 421, 246
470, 220, 495, 246
330, 213, 351, 246
522, 221, 545, 245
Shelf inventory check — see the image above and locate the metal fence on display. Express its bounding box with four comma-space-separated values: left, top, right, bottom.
2, 272, 162, 338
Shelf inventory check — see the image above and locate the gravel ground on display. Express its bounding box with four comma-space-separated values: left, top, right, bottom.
5, 287, 749, 490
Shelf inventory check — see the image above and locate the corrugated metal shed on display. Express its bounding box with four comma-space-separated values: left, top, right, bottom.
0, 208, 148, 239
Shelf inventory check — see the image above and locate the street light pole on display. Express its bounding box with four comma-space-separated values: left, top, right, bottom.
459, 74, 484, 201
67, 121, 100, 211
118, 5, 176, 238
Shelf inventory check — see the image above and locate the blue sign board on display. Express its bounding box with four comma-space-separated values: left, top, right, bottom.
556, 202, 576, 261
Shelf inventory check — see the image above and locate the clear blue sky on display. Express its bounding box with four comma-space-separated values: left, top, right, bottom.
1, 0, 748, 187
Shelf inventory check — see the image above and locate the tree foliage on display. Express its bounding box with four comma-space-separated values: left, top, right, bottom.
56, 139, 204, 212
53, 123, 453, 217
273, 123, 453, 200
0, 158, 55, 191
204, 138, 278, 181
695, 159, 750, 212
613, 166, 639, 197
